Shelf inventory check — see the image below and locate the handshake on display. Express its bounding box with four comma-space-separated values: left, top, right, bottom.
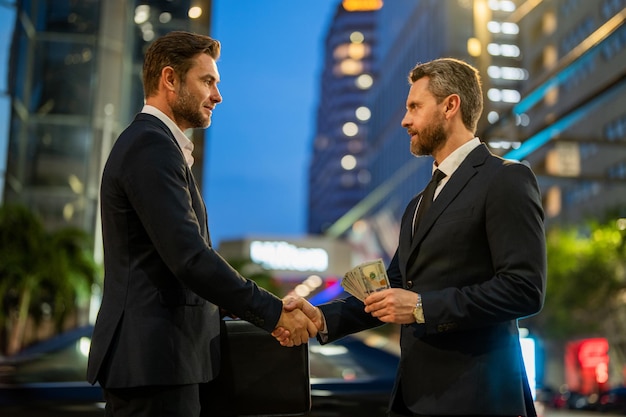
271, 259, 391, 347
272, 296, 322, 347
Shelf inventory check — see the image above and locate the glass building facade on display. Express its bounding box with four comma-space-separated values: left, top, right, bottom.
310, 0, 626, 259
307, 0, 381, 235
2, 0, 213, 244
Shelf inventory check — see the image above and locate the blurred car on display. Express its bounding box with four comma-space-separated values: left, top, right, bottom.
0, 326, 104, 416
0, 325, 399, 416
598, 386, 626, 413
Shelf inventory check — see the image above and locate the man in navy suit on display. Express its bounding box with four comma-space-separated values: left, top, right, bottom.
278, 58, 546, 417
87, 31, 316, 417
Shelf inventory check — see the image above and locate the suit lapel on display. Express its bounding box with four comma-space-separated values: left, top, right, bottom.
406, 144, 490, 257
136, 113, 212, 246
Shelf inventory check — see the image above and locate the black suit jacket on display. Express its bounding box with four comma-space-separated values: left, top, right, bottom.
87, 113, 283, 388
319, 144, 546, 416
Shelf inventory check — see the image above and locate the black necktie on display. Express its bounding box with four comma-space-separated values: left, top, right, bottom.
413, 169, 446, 236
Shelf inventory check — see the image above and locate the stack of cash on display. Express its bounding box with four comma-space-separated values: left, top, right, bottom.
341, 258, 390, 301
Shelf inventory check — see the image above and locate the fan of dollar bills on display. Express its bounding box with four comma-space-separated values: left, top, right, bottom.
341, 258, 390, 301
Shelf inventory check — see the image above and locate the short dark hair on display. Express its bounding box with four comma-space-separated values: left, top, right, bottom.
142, 31, 221, 98
409, 58, 483, 133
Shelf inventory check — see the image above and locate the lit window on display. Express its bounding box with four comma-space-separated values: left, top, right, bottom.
501, 89, 521, 103
501, 22, 519, 35
487, 21, 501, 33
488, 0, 516, 11
355, 106, 371, 121
356, 74, 373, 89
487, 66, 528, 80
337, 59, 363, 75
487, 111, 499, 124
350, 31, 365, 43
343, 122, 359, 137
341, 155, 357, 170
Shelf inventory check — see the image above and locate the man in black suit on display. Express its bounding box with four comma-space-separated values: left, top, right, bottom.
278, 58, 546, 416
87, 31, 316, 417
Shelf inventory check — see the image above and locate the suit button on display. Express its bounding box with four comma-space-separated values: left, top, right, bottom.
405, 281, 413, 289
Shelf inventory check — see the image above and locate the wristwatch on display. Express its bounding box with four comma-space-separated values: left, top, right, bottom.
412, 293, 425, 323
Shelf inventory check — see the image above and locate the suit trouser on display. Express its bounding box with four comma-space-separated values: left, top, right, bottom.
103, 384, 200, 417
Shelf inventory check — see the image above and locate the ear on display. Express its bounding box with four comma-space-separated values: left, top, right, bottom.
442, 94, 461, 120
161, 66, 177, 92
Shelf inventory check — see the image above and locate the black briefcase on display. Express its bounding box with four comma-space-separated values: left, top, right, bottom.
201, 319, 311, 416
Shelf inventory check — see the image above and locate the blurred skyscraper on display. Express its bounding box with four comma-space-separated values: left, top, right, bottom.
308, 0, 626, 260
493, 0, 626, 227
1, 0, 212, 247
307, 0, 382, 235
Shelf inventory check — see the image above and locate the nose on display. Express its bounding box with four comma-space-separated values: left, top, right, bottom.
401, 112, 410, 128
212, 86, 222, 104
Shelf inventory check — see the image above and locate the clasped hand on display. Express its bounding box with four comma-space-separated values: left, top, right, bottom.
273, 289, 419, 346
273, 296, 323, 347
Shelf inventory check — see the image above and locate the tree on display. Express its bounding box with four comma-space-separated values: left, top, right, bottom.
523, 219, 626, 343
0, 204, 97, 355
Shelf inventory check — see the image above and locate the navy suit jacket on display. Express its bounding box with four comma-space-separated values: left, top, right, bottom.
87, 113, 283, 388
319, 144, 546, 416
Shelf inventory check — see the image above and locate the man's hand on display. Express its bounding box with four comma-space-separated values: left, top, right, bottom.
275, 305, 317, 347
364, 288, 418, 324
273, 296, 323, 346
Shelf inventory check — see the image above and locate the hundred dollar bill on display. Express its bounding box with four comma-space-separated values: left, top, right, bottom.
341, 258, 390, 301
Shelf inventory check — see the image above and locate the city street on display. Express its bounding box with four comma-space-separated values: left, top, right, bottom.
543, 408, 615, 417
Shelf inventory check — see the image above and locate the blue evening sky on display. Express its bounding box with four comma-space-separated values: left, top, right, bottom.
206, 1, 339, 247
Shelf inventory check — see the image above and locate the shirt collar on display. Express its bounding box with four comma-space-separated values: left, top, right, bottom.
435, 137, 481, 178
141, 104, 195, 167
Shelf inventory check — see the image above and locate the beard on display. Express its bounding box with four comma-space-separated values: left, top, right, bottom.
171, 84, 210, 129
410, 114, 447, 157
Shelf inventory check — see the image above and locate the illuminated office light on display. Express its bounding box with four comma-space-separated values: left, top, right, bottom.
356, 73, 373, 89
501, 89, 521, 103
488, 88, 502, 102
159, 12, 172, 23
488, 66, 528, 80
134, 5, 150, 24
488, 66, 502, 78
334, 43, 370, 60
467, 37, 482, 57
334, 44, 350, 59
516, 113, 530, 126
142, 28, 155, 42
342, 122, 359, 137
501, 22, 519, 34
341, 154, 357, 170
543, 11, 557, 35
338, 59, 363, 75
487, 43, 520, 57
348, 42, 368, 59
188, 6, 202, 19
488, 140, 521, 149
356, 106, 371, 121
488, 0, 516, 11
487, 43, 501, 55
544, 45, 558, 68
487, 21, 501, 33
487, 111, 500, 124
350, 31, 365, 43
488, 88, 521, 104
342, 0, 383, 12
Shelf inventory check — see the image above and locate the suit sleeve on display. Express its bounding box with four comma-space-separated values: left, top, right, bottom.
121, 131, 282, 332
316, 252, 400, 343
